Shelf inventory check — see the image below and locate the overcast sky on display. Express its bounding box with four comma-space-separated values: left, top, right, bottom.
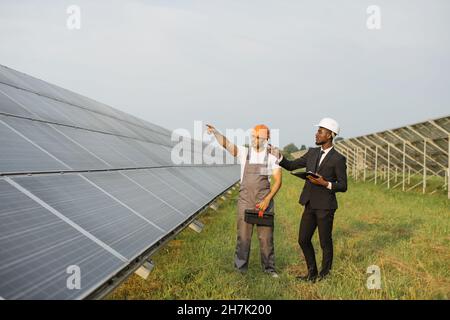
0, 0, 449, 147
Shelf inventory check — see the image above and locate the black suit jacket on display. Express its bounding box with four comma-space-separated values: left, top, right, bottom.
279, 147, 347, 210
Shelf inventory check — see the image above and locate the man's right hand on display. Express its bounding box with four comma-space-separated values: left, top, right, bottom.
206, 124, 216, 135
268, 144, 282, 160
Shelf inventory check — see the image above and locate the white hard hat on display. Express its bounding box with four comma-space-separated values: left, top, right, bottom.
315, 117, 340, 135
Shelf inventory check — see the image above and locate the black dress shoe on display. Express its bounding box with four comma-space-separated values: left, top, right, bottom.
296, 274, 318, 282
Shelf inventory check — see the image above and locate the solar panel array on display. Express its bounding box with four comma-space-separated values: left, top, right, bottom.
0, 65, 239, 299
335, 116, 450, 197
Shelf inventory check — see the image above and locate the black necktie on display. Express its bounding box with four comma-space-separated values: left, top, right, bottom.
314, 150, 325, 172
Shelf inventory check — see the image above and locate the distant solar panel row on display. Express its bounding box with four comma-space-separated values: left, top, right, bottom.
0, 65, 239, 299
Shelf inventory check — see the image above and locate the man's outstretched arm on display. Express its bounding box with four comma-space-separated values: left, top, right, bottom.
269, 145, 310, 171
206, 124, 238, 157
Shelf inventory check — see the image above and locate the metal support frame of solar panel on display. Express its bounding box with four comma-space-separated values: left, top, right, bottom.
0, 65, 240, 300
335, 116, 450, 198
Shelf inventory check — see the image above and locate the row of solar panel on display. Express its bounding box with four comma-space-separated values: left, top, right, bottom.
0, 65, 240, 300
0, 65, 171, 137
0, 164, 238, 299
0, 113, 229, 174
0, 81, 176, 147
0, 81, 219, 163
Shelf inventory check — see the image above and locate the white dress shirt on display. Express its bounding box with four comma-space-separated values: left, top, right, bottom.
237, 146, 281, 183
318, 146, 333, 166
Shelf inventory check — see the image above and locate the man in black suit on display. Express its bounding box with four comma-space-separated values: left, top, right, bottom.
269, 118, 347, 281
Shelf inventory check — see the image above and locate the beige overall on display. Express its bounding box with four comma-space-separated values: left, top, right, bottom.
234, 147, 275, 272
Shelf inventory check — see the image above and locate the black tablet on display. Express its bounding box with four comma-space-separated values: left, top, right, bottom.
290, 171, 320, 180
306, 171, 320, 179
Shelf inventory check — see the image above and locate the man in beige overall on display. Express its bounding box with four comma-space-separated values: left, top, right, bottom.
207, 124, 282, 277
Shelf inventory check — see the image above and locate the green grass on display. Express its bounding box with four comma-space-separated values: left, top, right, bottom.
354, 172, 448, 195
107, 171, 450, 300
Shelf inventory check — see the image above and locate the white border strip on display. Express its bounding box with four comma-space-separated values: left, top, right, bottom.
4, 177, 128, 262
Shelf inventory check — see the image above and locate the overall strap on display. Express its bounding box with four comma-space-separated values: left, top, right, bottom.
246, 147, 269, 165
263, 147, 269, 165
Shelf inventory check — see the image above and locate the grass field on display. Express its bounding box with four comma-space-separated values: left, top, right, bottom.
108, 171, 450, 300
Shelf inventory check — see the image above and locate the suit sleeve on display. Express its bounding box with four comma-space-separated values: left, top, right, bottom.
279, 149, 310, 171
331, 156, 347, 193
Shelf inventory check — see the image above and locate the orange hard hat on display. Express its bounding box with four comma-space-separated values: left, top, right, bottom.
253, 124, 270, 140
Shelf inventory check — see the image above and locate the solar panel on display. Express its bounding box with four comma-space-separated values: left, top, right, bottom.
55, 126, 139, 168
0, 116, 68, 173
0, 64, 240, 299
80, 171, 187, 230
0, 179, 126, 300
12, 174, 166, 259
0, 66, 35, 92
1, 115, 108, 171
0, 70, 174, 147
123, 170, 200, 216
0, 84, 35, 117
172, 167, 222, 198
149, 168, 212, 206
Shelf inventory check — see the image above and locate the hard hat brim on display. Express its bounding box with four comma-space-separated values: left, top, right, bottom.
314, 124, 338, 135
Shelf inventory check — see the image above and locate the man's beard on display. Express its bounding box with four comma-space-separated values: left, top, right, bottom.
315, 140, 324, 145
